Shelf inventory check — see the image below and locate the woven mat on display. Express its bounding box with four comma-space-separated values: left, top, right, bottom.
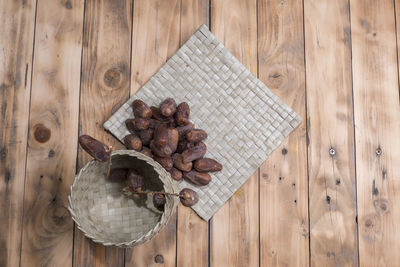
104, 25, 301, 221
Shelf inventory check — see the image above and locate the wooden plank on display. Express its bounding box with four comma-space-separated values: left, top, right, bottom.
177, 1, 209, 267
125, 0, 180, 266
73, 0, 132, 266
304, 0, 358, 265
396, 0, 400, 83
0, 0, 36, 266
19, 0, 84, 266
209, 0, 259, 266
258, 0, 309, 266
350, 0, 400, 265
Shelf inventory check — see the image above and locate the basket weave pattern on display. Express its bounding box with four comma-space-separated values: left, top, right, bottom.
68, 150, 179, 247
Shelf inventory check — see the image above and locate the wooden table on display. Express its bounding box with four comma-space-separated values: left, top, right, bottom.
1, 0, 400, 266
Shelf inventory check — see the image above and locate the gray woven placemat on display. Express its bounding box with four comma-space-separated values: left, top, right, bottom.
104, 25, 301, 221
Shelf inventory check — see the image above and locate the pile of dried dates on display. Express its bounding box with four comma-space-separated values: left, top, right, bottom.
78, 135, 199, 211
124, 98, 223, 185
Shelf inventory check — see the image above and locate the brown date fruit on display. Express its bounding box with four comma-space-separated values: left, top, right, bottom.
153, 124, 168, 146
137, 128, 154, 146
181, 142, 207, 163
159, 98, 177, 117
127, 169, 144, 191
151, 106, 174, 123
194, 158, 223, 172
183, 170, 211, 186
168, 167, 183, 181
167, 127, 179, 153
153, 193, 166, 211
78, 135, 111, 162
139, 147, 153, 158
150, 140, 173, 157
154, 155, 173, 170
108, 168, 128, 183
132, 118, 150, 131
176, 140, 195, 154
179, 188, 199, 207
176, 122, 194, 139
174, 102, 190, 126
123, 134, 142, 151
172, 153, 192, 172
132, 99, 152, 118
186, 129, 207, 143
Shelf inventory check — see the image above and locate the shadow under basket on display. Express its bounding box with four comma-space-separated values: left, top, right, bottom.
68, 150, 179, 247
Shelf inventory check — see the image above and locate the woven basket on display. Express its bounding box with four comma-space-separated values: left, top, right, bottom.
68, 150, 179, 247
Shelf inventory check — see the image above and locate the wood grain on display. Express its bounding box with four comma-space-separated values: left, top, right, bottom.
350, 0, 400, 265
177, 1, 209, 266
73, 0, 132, 266
19, 0, 84, 266
126, 0, 180, 266
0, 1, 36, 266
304, 0, 358, 265
210, 1, 259, 266
258, 0, 309, 266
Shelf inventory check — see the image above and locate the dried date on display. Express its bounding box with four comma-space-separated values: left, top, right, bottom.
181, 142, 206, 163
132, 99, 152, 118
179, 188, 199, 207
174, 102, 190, 126
123, 134, 142, 151
127, 169, 144, 191
186, 129, 207, 143
151, 106, 174, 123
78, 135, 111, 162
159, 98, 177, 117
183, 170, 211, 186
194, 158, 222, 172
172, 153, 192, 172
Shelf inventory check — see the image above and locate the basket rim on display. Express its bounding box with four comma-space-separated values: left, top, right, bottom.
68, 149, 179, 247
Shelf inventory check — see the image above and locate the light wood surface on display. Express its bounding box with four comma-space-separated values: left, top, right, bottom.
0, 1, 36, 266
304, 0, 358, 265
177, 1, 209, 266
2, 0, 400, 266
125, 0, 180, 266
20, 0, 84, 266
210, 0, 259, 266
258, 0, 309, 266
73, 0, 132, 266
351, 0, 400, 266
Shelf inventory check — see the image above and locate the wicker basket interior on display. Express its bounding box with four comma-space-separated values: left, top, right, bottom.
68, 150, 178, 247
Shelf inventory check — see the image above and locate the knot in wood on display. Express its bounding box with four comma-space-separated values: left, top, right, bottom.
34, 124, 51, 143
104, 68, 121, 88
373, 198, 389, 214
154, 254, 164, 264
65, 1, 72, 9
